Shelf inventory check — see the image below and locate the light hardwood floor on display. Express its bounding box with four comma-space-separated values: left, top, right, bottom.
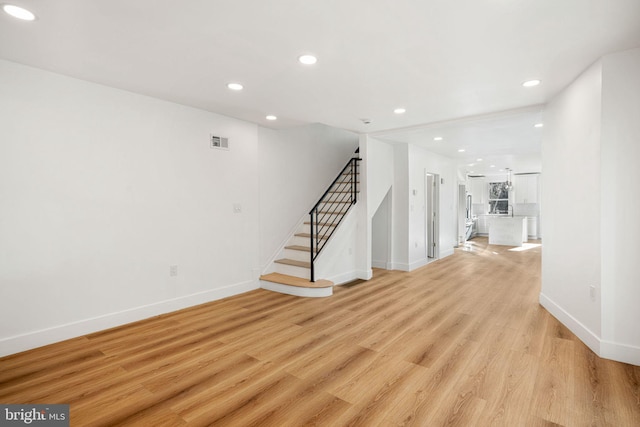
1, 237, 639, 426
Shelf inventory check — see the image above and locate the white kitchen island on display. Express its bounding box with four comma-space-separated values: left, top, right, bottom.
488, 216, 528, 246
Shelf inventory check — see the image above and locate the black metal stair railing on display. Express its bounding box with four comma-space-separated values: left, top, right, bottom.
309, 157, 361, 282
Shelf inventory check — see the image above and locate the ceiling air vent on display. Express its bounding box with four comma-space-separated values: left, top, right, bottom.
210, 135, 229, 150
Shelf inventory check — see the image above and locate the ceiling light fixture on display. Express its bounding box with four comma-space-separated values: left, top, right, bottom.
490, 165, 496, 168
393, 108, 406, 114
298, 55, 317, 65
434, 136, 443, 141
476, 158, 483, 162
2, 4, 36, 20
458, 149, 466, 153
522, 79, 541, 88
266, 115, 277, 121
227, 82, 243, 91
534, 123, 544, 128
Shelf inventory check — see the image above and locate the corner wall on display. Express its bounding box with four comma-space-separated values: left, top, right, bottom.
0, 59, 261, 356
541, 48, 640, 365
600, 48, 640, 362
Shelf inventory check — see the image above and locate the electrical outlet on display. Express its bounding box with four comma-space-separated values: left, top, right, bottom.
589, 285, 596, 300
233, 203, 242, 214
170, 265, 178, 277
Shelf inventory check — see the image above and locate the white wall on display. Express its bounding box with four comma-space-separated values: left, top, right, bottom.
600, 48, 640, 361
392, 144, 410, 268
367, 141, 456, 272
371, 189, 392, 269
0, 60, 261, 356
541, 48, 640, 365
540, 59, 603, 350
408, 145, 457, 268
354, 136, 395, 278
257, 124, 358, 268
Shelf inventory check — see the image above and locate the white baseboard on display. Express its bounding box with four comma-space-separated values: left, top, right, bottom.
0, 279, 259, 358
409, 258, 429, 271
356, 269, 373, 280
327, 270, 359, 286
260, 280, 332, 298
371, 260, 387, 269
539, 292, 601, 355
440, 248, 455, 258
540, 292, 640, 365
600, 340, 640, 366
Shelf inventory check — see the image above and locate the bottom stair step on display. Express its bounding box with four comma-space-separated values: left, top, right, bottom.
260, 273, 333, 298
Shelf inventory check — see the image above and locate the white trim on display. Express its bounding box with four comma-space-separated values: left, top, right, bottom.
440, 247, 455, 258
600, 340, 640, 366
356, 269, 373, 280
409, 258, 430, 271
539, 292, 601, 355
371, 260, 387, 269
540, 292, 640, 365
260, 280, 332, 298
390, 262, 410, 272
0, 280, 259, 358
327, 271, 359, 286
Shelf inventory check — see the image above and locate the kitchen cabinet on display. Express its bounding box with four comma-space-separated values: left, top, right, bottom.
476, 215, 490, 234
514, 174, 539, 204
468, 177, 486, 204
527, 217, 538, 238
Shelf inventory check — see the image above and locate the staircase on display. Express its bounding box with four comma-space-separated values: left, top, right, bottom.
260, 156, 361, 297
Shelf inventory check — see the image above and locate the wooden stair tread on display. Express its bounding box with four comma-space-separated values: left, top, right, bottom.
275, 258, 311, 268
260, 273, 332, 288
285, 245, 316, 252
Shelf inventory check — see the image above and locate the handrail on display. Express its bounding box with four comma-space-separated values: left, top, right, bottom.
308, 157, 361, 281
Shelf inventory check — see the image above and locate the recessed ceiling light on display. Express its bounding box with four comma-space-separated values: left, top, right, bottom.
476, 158, 483, 162
499, 169, 504, 172
265, 115, 277, 121
522, 79, 541, 88
468, 163, 475, 167
458, 149, 466, 153
393, 108, 406, 114
227, 82, 243, 91
534, 123, 544, 128
434, 136, 443, 141
3, 4, 36, 20
490, 165, 496, 168
298, 55, 317, 65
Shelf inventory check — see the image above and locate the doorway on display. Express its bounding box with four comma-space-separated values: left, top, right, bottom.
426, 172, 439, 259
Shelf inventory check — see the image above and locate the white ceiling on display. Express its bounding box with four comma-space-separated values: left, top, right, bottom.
2, 0, 640, 171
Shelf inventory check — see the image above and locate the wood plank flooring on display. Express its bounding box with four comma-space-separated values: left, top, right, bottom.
1, 237, 639, 426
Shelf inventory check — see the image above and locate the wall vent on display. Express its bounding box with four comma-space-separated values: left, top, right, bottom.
210, 135, 229, 150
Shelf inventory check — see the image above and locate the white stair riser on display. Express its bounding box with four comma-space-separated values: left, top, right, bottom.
290, 235, 315, 247
312, 213, 344, 223
260, 281, 332, 298
301, 223, 338, 234
274, 263, 311, 280
283, 248, 311, 262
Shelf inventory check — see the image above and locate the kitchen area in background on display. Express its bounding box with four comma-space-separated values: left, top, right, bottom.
465, 171, 541, 245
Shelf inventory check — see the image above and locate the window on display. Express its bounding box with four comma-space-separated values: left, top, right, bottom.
488, 182, 509, 214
